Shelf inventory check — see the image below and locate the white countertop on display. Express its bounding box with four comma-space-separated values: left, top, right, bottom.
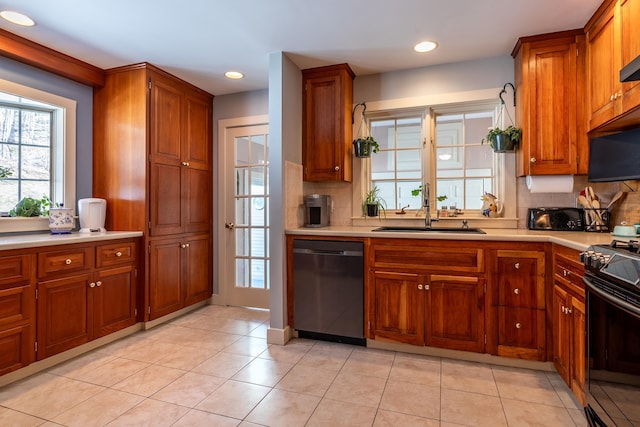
286, 226, 621, 251
0, 231, 143, 251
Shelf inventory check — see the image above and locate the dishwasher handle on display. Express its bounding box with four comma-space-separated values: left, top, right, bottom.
293, 248, 363, 257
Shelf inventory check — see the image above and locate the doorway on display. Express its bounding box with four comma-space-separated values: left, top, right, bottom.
221, 120, 270, 309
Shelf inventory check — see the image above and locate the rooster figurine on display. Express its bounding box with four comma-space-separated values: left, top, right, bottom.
481, 192, 504, 218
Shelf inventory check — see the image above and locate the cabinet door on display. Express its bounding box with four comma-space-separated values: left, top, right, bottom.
36, 274, 92, 359
552, 284, 571, 384
150, 77, 184, 236
523, 39, 579, 175
587, 5, 621, 130
425, 274, 484, 353
620, 0, 640, 111
183, 234, 212, 306
149, 238, 183, 320
570, 296, 586, 405
371, 271, 424, 346
94, 265, 137, 338
183, 93, 212, 234
302, 65, 353, 182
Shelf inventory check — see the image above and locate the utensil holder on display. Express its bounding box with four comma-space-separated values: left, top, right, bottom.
584, 208, 610, 232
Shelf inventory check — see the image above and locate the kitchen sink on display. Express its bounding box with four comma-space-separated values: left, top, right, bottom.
372, 226, 486, 234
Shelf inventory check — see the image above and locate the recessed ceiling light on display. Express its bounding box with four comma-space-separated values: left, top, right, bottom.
0, 10, 35, 27
224, 71, 244, 80
414, 41, 438, 53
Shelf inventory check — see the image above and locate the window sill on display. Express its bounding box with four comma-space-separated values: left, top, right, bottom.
0, 217, 50, 234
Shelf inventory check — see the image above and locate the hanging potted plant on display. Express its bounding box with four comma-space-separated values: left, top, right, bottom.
363, 185, 386, 217
482, 125, 522, 153
353, 135, 380, 158
482, 82, 521, 153
352, 102, 379, 158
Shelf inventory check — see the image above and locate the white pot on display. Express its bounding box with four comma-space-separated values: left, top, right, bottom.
49, 208, 74, 234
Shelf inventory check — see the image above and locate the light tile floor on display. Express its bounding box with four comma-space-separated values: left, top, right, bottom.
0, 305, 587, 426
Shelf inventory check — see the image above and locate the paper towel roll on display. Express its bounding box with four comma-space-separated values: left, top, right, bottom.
526, 175, 574, 193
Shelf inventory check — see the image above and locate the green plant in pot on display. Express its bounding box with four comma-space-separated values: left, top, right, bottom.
9, 197, 43, 217
482, 125, 522, 153
353, 136, 380, 158
363, 185, 386, 217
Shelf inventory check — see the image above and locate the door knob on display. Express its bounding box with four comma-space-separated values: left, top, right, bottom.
514, 262, 520, 269
334, 166, 340, 171
530, 157, 536, 163
513, 288, 520, 295
225, 222, 235, 230
515, 322, 522, 329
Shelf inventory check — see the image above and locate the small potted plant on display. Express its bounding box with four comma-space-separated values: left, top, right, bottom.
363, 185, 386, 217
9, 197, 43, 217
482, 125, 522, 153
353, 135, 379, 158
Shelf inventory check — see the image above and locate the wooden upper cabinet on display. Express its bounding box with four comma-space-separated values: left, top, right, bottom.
513, 30, 587, 176
302, 64, 354, 182
586, 0, 640, 131
586, 2, 622, 130
620, 0, 640, 112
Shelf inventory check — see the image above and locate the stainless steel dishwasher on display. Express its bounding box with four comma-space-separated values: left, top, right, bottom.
292, 239, 365, 346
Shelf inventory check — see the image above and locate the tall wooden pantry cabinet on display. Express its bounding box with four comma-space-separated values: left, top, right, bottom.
93, 62, 213, 321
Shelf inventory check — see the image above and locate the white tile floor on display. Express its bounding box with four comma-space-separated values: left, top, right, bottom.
0, 305, 587, 426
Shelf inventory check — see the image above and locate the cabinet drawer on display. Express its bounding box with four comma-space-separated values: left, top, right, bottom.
96, 242, 136, 268
554, 254, 584, 289
0, 254, 31, 289
38, 247, 94, 279
372, 241, 483, 273
498, 307, 544, 350
0, 324, 33, 376
0, 285, 32, 327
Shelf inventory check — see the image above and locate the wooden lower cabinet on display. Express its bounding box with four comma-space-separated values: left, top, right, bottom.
552, 245, 586, 405
35, 239, 139, 360
149, 233, 211, 320
0, 253, 34, 375
491, 249, 546, 361
370, 270, 484, 352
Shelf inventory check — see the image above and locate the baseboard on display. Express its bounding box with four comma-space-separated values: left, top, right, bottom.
267, 325, 292, 345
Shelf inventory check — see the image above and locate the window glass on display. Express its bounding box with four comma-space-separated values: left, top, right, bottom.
435, 111, 495, 211
0, 103, 54, 213
370, 116, 423, 210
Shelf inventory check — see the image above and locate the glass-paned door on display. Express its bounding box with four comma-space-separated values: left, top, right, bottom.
224, 124, 269, 308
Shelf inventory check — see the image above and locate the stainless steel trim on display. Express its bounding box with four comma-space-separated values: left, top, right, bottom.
583, 276, 640, 318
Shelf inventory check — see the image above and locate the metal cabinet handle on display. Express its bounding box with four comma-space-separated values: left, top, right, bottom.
566, 307, 572, 315
65, 259, 72, 265
530, 157, 536, 163
334, 166, 340, 171
513, 288, 520, 295
185, 243, 190, 248
425, 284, 430, 290
115, 251, 122, 257
181, 244, 186, 249
514, 262, 520, 269
515, 322, 522, 329
96, 281, 102, 287
89, 282, 95, 288
418, 284, 423, 290
182, 161, 190, 166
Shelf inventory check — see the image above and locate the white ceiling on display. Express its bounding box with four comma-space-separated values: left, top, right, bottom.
0, 0, 602, 95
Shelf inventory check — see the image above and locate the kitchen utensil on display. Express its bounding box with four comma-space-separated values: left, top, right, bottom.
607, 191, 624, 209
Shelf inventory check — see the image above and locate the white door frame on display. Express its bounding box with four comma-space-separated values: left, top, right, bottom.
212, 115, 269, 307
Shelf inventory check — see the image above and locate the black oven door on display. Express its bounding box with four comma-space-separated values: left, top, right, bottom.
584, 275, 640, 426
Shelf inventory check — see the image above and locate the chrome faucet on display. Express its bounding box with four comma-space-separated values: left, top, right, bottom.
423, 183, 438, 229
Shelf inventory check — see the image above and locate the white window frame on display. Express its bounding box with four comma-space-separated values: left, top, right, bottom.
0, 79, 76, 233
352, 88, 516, 220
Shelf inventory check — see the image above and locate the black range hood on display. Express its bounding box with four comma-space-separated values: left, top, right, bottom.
621, 54, 640, 82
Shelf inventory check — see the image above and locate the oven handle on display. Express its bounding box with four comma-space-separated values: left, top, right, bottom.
583, 276, 640, 318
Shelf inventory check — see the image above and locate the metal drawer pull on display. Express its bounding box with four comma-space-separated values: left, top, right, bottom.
65, 259, 72, 265
514, 262, 520, 269
418, 284, 423, 290
96, 281, 102, 287
515, 322, 522, 329
115, 251, 122, 257
182, 161, 190, 166
334, 166, 340, 171
514, 288, 520, 295
89, 282, 95, 288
